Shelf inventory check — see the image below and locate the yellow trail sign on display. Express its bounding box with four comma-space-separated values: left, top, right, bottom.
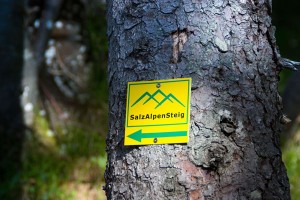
124, 78, 191, 145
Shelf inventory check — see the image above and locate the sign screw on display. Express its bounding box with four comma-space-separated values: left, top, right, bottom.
156, 83, 160, 88
154, 138, 158, 143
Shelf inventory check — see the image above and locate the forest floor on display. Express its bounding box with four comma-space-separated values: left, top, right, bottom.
22, 100, 108, 200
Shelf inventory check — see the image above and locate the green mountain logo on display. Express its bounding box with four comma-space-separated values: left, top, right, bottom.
131, 89, 185, 109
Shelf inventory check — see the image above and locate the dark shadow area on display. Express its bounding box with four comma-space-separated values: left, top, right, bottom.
273, 0, 300, 94
273, 0, 300, 142
0, 1, 25, 199
273, 0, 300, 60
273, 0, 300, 198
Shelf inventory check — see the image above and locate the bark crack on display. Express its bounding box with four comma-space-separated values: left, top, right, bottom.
171, 28, 188, 64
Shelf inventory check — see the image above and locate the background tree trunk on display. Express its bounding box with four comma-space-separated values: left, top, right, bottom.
0, 0, 25, 199
105, 1, 290, 199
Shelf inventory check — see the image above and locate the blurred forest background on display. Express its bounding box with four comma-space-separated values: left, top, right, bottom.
0, 0, 299, 199
274, 0, 300, 199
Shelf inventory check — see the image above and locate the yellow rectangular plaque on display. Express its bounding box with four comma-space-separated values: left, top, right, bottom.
124, 78, 191, 145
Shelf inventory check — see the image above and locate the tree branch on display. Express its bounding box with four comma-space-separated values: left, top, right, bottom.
278, 58, 300, 71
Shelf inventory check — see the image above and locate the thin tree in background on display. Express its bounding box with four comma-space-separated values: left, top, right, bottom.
0, 0, 25, 199
105, 1, 296, 199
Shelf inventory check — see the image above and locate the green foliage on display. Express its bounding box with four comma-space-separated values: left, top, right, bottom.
22, 111, 107, 200
282, 134, 300, 200
278, 70, 292, 94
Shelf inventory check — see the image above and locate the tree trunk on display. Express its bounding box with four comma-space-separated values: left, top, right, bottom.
105, 1, 290, 199
0, 0, 25, 199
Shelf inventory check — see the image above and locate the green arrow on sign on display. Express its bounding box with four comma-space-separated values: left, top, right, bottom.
128, 130, 187, 142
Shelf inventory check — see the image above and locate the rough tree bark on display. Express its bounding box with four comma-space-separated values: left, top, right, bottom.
0, 0, 25, 199
105, 0, 290, 199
